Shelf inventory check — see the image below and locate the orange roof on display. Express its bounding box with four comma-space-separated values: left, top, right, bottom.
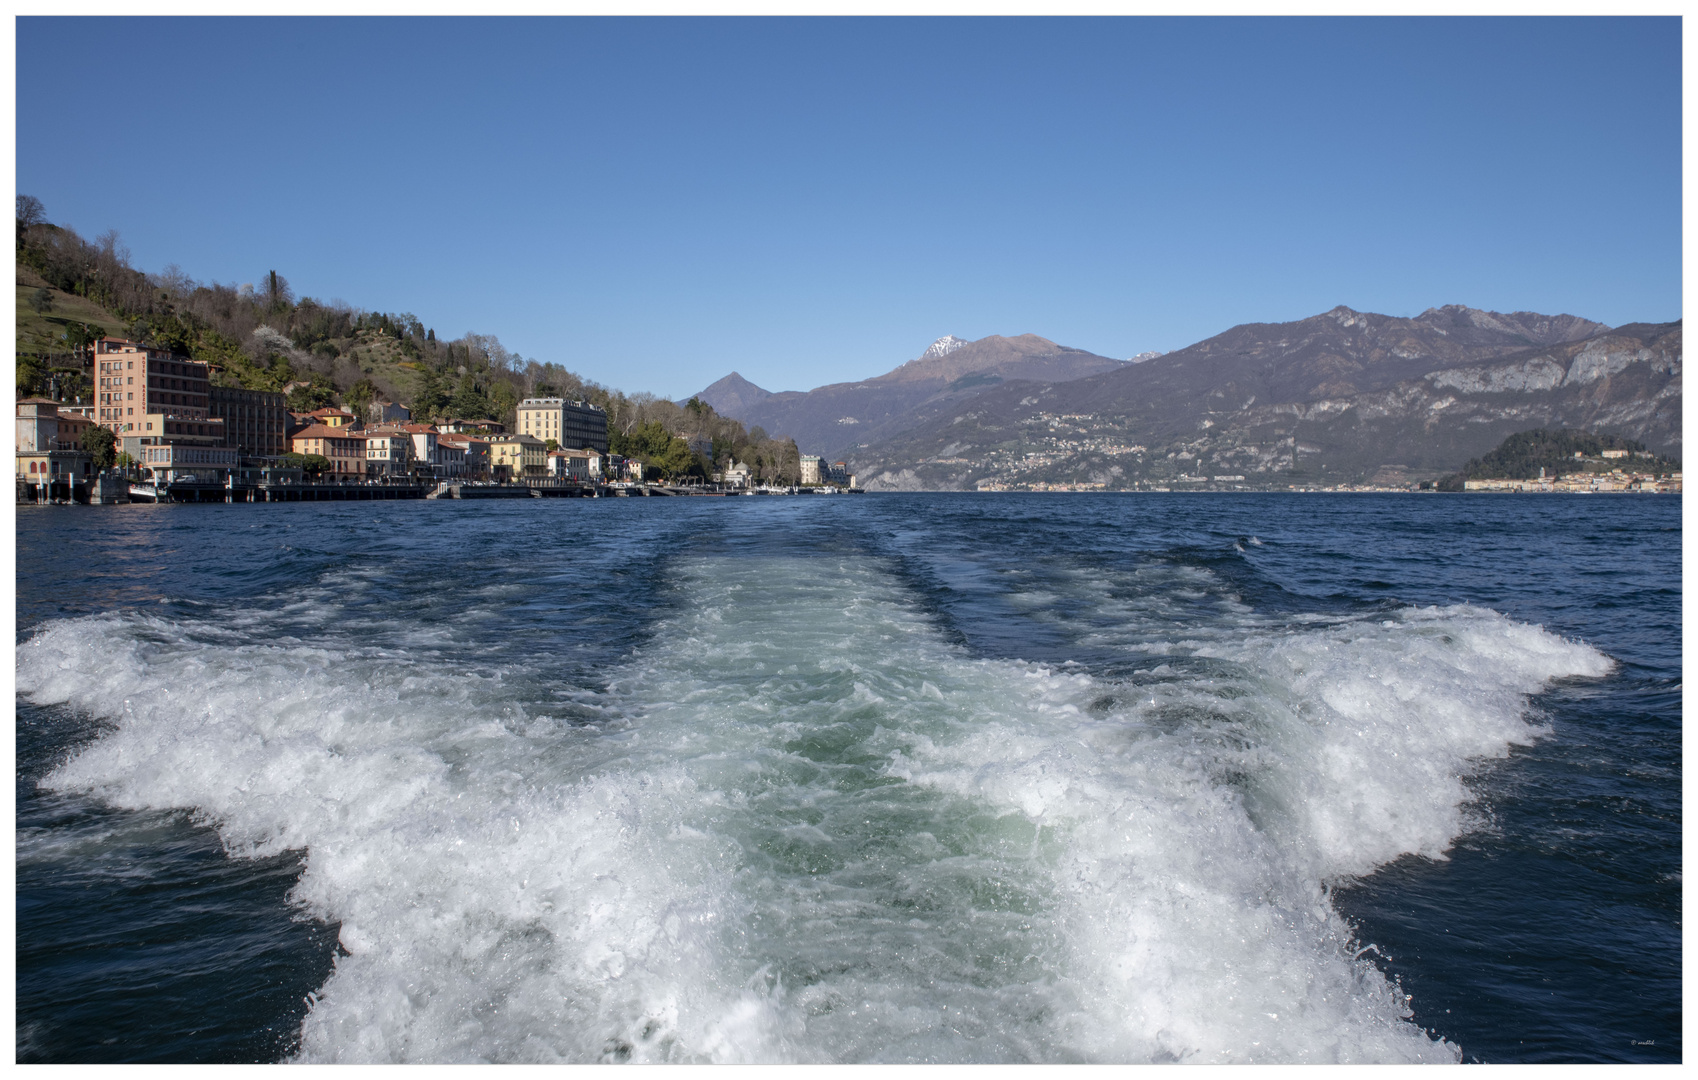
290, 423, 363, 441
309, 407, 357, 418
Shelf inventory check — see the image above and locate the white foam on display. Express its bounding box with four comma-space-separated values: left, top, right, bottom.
18, 557, 1609, 1063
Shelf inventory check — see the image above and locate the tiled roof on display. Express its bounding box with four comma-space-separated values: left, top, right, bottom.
291, 423, 363, 440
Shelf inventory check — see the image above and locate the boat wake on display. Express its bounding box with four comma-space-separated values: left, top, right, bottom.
18, 553, 1610, 1062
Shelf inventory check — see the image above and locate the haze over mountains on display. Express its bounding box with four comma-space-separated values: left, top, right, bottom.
693, 305, 1681, 490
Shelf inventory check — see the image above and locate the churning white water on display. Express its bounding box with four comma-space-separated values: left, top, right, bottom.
17, 553, 1611, 1063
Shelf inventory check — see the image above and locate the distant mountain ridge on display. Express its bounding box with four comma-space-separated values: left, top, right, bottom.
688, 333, 1127, 456
841, 305, 1679, 491
689, 372, 773, 421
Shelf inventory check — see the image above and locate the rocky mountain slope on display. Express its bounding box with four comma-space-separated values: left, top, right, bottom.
690, 334, 1127, 457
845, 305, 1680, 491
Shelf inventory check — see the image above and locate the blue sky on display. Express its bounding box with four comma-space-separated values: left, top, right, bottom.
17, 17, 1681, 397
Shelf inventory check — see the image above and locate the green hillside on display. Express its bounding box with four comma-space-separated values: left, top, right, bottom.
14, 196, 805, 484
1433, 428, 1680, 490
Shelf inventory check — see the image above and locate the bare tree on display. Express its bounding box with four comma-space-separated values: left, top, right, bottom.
153, 263, 196, 298
16, 194, 45, 228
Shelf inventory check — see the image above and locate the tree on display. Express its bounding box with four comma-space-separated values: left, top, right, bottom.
411, 369, 446, 421
450, 372, 490, 420
344, 377, 378, 418
545, 438, 559, 452
264, 270, 294, 312
61, 321, 99, 363
86, 425, 117, 470
279, 452, 330, 476
286, 374, 337, 411
28, 287, 52, 314
16, 356, 43, 396
16, 194, 45, 228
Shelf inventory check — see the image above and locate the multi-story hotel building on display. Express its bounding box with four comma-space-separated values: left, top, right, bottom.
92, 338, 210, 433
209, 386, 290, 460
515, 398, 609, 453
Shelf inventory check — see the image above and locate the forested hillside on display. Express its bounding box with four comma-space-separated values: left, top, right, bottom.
1437, 428, 1679, 489
14, 195, 802, 483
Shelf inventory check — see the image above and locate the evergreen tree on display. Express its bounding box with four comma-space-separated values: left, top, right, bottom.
85, 426, 116, 470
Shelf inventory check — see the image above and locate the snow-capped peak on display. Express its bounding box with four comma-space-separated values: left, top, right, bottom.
922, 335, 970, 360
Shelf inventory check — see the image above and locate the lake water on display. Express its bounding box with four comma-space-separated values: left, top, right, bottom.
15, 493, 1680, 1063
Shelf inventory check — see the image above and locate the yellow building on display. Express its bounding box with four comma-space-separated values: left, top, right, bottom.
290, 423, 366, 476
488, 434, 548, 480
305, 408, 361, 429
516, 397, 610, 453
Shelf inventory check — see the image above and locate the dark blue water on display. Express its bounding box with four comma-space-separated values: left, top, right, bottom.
15, 494, 1680, 1062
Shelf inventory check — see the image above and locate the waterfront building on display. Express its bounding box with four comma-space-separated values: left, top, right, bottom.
91, 338, 210, 433
548, 448, 601, 481
515, 398, 609, 453
488, 434, 548, 480
361, 429, 415, 477
436, 434, 490, 479
719, 460, 751, 488
16, 449, 92, 484
16, 398, 94, 483
800, 455, 824, 485
431, 438, 468, 479
208, 385, 289, 460
18, 397, 92, 453
127, 415, 238, 484
397, 424, 440, 473
290, 423, 367, 477
606, 454, 644, 482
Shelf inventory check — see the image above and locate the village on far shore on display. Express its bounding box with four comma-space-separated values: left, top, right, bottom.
17, 337, 858, 504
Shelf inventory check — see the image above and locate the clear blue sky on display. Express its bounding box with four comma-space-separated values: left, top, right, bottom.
17, 17, 1681, 397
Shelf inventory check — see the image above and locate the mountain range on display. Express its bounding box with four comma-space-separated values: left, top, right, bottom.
688, 334, 1127, 460
687, 305, 1679, 490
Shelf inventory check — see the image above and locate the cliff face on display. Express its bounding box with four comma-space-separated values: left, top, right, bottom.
846, 309, 1680, 491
